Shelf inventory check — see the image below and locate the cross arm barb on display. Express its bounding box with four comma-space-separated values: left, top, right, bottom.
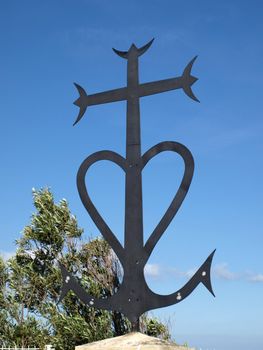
138, 56, 199, 102
73, 83, 128, 125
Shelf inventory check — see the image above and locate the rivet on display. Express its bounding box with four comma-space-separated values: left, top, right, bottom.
176, 293, 182, 301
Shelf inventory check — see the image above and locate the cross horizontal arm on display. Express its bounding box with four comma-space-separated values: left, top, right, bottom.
138, 56, 199, 101
73, 56, 198, 125
74, 85, 128, 108
85, 87, 128, 106
138, 77, 185, 97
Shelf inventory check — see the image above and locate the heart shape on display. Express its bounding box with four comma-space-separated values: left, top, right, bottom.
142, 141, 194, 258
77, 141, 194, 264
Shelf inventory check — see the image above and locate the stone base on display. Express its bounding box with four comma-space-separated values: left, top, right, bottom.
75, 332, 195, 350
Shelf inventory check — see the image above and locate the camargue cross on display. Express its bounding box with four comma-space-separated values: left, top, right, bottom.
58, 39, 216, 331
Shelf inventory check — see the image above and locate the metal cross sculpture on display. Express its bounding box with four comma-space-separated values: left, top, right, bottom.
59, 39, 216, 331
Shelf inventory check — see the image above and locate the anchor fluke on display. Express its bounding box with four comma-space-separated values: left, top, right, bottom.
113, 38, 154, 59
73, 83, 88, 126
199, 249, 216, 297
151, 249, 216, 311
182, 56, 200, 102
58, 262, 117, 312
57, 262, 72, 304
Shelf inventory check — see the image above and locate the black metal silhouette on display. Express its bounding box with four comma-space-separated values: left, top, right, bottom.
59, 39, 215, 331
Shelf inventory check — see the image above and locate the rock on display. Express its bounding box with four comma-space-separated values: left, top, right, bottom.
75, 332, 195, 350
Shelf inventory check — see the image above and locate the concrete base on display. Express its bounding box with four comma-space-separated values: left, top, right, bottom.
75, 332, 195, 350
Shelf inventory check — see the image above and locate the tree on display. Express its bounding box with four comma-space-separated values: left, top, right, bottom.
1, 188, 170, 349
0, 256, 13, 345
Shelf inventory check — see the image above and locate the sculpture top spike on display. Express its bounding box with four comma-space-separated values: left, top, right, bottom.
112, 38, 154, 59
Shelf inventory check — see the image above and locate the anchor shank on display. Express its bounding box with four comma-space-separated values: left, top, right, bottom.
124, 48, 144, 256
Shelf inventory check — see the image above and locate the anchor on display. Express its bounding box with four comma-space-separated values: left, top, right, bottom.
58, 39, 216, 331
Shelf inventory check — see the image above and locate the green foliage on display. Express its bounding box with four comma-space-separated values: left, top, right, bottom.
0, 188, 171, 349
143, 316, 171, 341
0, 256, 14, 345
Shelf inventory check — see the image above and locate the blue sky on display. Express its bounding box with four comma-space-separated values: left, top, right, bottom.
0, 1, 263, 349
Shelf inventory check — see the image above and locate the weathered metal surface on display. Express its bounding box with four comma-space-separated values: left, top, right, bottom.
59, 39, 215, 331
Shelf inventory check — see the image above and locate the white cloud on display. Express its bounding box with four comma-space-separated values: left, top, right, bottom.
145, 262, 236, 282
247, 273, 263, 283
169, 267, 197, 279
213, 263, 238, 280
144, 261, 263, 286
212, 264, 263, 283
144, 263, 160, 277
0, 251, 15, 261
145, 264, 198, 280
184, 268, 197, 279
146, 262, 263, 285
